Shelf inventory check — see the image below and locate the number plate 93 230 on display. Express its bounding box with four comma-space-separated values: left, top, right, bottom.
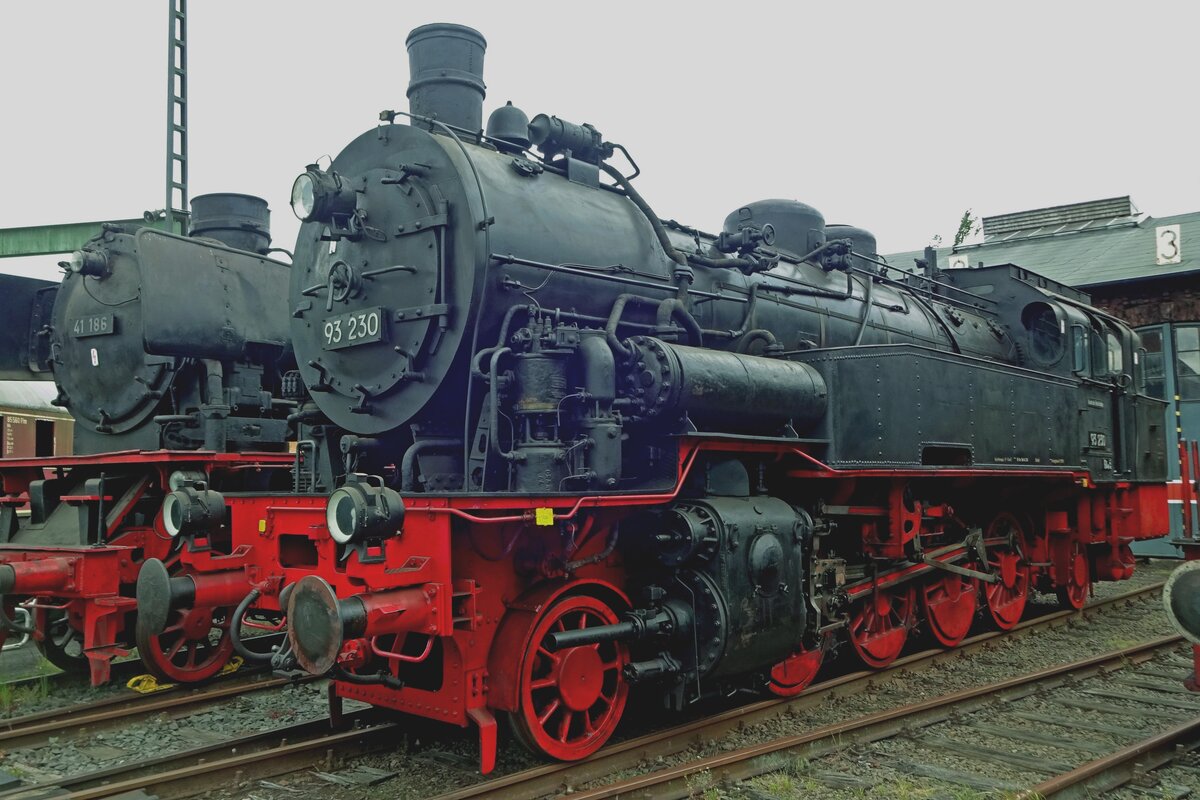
322, 307, 384, 350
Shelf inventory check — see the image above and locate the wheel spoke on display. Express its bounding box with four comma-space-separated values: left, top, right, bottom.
164, 636, 185, 660
537, 698, 560, 726
557, 710, 572, 742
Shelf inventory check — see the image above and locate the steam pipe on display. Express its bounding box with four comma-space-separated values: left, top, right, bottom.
401, 438, 463, 491
598, 162, 686, 266
655, 299, 703, 347
488, 348, 517, 462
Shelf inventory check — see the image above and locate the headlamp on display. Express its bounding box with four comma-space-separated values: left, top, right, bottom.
162, 484, 226, 538
290, 165, 357, 223
66, 248, 109, 277
326, 473, 405, 544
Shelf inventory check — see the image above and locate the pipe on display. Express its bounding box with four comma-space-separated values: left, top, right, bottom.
854, 272, 875, 346
563, 525, 619, 573
0, 597, 34, 635
598, 162, 686, 266
735, 329, 779, 353
401, 438, 463, 492
488, 348, 517, 462
200, 359, 228, 452
686, 252, 763, 273
333, 663, 405, 690
230, 589, 272, 663
604, 295, 638, 359
472, 305, 529, 382
655, 299, 703, 347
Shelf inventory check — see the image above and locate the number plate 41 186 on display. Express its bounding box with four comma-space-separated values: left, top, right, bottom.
323, 307, 384, 350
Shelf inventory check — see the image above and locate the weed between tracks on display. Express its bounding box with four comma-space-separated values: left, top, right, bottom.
0, 674, 51, 714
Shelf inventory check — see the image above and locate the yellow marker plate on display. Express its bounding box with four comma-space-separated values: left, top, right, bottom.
535, 507, 554, 526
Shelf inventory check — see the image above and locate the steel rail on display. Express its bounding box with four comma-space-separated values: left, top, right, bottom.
57, 720, 398, 800
565, 635, 1182, 800
1019, 716, 1200, 798
431, 580, 1167, 800
0, 671, 312, 749
0, 712, 370, 800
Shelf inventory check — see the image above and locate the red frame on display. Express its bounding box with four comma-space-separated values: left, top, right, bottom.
0, 450, 292, 684
164, 436, 1168, 771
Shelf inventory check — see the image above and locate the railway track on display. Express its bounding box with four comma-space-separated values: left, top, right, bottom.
428, 580, 1172, 800
0, 669, 308, 751
0, 710, 395, 800
0, 581, 1168, 800
559, 635, 1190, 799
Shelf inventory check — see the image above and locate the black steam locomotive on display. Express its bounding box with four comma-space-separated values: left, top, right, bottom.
123, 23, 1168, 769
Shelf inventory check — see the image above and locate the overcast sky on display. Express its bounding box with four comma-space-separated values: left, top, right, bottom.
1, 1, 1197, 280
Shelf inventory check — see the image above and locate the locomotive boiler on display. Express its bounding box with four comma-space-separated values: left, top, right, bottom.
137, 23, 1168, 769
0, 194, 297, 683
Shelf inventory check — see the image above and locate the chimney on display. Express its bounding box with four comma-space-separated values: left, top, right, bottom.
405, 23, 487, 133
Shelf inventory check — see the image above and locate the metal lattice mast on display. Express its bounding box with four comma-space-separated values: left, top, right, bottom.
164, 0, 188, 235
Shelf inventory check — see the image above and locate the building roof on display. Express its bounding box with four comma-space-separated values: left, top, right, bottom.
0, 381, 67, 416
884, 201, 1200, 289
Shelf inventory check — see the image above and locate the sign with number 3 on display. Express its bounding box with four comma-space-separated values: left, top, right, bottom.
1156, 224, 1182, 266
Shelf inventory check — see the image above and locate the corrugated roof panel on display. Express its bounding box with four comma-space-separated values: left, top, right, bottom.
982, 196, 1135, 237
884, 210, 1200, 288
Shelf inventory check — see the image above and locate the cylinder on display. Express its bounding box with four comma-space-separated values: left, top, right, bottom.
189, 193, 271, 254
406, 23, 487, 133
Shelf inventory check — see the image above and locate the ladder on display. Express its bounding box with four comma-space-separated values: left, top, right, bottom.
164, 0, 188, 235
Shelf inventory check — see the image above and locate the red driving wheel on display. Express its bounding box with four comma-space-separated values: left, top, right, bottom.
768, 634, 829, 696
849, 585, 915, 668
921, 569, 978, 647
136, 604, 234, 683
509, 594, 629, 761
984, 512, 1030, 630
1056, 540, 1089, 610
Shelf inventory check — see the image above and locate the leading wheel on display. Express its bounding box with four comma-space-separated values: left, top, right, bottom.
508, 594, 629, 761
848, 586, 915, 668
921, 569, 978, 648
1056, 540, 1089, 610
136, 604, 233, 683
36, 610, 90, 676
984, 512, 1030, 630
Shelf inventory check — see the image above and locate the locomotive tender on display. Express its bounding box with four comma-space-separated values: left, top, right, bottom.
136, 23, 1168, 770
0, 195, 296, 683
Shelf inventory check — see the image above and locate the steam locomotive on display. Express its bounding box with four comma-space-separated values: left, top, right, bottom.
118, 22, 1169, 772
0, 194, 295, 683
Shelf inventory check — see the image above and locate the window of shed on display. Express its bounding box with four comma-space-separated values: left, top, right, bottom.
1176, 325, 1200, 400
1141, 329, 1166, 399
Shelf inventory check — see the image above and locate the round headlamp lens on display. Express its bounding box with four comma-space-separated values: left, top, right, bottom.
163, 492, 184, 537
327, 488, 359, 544
68, 250, 86, 273
290, 173, 317, 221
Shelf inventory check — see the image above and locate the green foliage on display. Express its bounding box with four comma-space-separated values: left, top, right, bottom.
953, 209, 982, 248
